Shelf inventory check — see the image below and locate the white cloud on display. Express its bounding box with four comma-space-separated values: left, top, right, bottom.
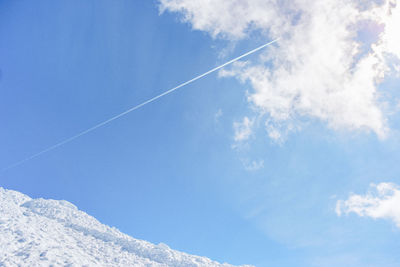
336, 182, 400, 228
158, 0, 284, 40
233, 116, 254, 142
241, 159, 264, 171
214, 109, 223, 123
159, 0, 400, 139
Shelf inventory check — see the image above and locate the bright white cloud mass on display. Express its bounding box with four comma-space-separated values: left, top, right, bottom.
159, 0, 400, 140
336, 183, 400, 228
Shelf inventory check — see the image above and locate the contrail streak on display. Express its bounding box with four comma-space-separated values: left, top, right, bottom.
2, 39, 279, 172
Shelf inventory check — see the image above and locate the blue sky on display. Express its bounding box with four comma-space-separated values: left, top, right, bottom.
1, 0, 400, 266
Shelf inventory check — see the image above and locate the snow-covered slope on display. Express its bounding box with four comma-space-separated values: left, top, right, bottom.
0, 187, 249, 267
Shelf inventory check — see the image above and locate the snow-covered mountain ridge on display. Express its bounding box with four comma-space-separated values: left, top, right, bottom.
0, 187, 250, 267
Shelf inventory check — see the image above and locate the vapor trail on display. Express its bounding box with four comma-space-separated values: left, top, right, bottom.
2, 39, 279, 172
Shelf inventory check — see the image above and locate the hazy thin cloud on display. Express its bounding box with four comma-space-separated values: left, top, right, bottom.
233, 117, 254, 142
241, 159, 264, 171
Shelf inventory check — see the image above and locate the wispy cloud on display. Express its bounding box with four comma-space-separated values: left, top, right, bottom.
214, 109, 223, 123
241, 158, 264, 171
336, 182, 400, 228
159, 0, 400, 140
233, 116, 254, 142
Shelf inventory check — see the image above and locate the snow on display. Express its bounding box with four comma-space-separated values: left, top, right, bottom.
0, 187, 250, 267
